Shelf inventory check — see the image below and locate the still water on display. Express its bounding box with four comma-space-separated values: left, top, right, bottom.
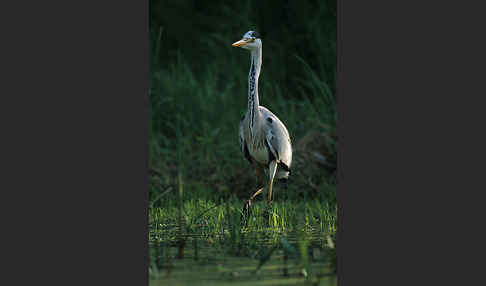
149, 231, 337, 286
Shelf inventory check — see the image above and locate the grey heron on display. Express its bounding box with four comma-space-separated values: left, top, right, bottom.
232, 31, 292, 220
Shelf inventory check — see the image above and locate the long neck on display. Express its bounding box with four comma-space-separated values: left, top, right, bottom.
248, 46, 262, 132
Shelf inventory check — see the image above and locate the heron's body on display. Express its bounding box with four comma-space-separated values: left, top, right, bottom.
232, 30, 292, 215
239, 106, 291, 179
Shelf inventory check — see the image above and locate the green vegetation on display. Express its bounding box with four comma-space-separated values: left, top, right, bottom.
149, 0, 337, 284
149, 196, 337, 285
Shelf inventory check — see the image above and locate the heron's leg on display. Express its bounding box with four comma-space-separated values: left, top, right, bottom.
267, 161, 278, 205
242, 187, 263, 226
249, 187, 264, 202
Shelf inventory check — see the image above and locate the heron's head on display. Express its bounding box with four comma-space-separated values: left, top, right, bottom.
232, 31, 261, 51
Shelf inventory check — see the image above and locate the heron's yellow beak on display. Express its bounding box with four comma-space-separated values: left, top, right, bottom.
232, 39, 250, 47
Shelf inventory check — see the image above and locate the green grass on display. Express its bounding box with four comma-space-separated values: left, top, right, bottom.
149, 195, 337, 285
149, 197, 337, 242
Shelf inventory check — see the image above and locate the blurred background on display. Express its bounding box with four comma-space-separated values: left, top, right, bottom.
149, 0, 337, 206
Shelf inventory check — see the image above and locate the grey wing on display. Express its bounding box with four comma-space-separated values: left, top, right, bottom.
260, 107, 292, 172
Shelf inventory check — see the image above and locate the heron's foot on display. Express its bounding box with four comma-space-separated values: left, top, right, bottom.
241, 200, 252, 227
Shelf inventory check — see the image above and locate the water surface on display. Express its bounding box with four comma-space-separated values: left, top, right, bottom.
149, 231, 337, 286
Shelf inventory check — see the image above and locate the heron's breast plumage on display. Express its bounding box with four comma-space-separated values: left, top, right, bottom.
248, 140, 268, 165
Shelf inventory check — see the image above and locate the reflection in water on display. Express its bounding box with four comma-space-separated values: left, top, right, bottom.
149, 231, 337, 286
